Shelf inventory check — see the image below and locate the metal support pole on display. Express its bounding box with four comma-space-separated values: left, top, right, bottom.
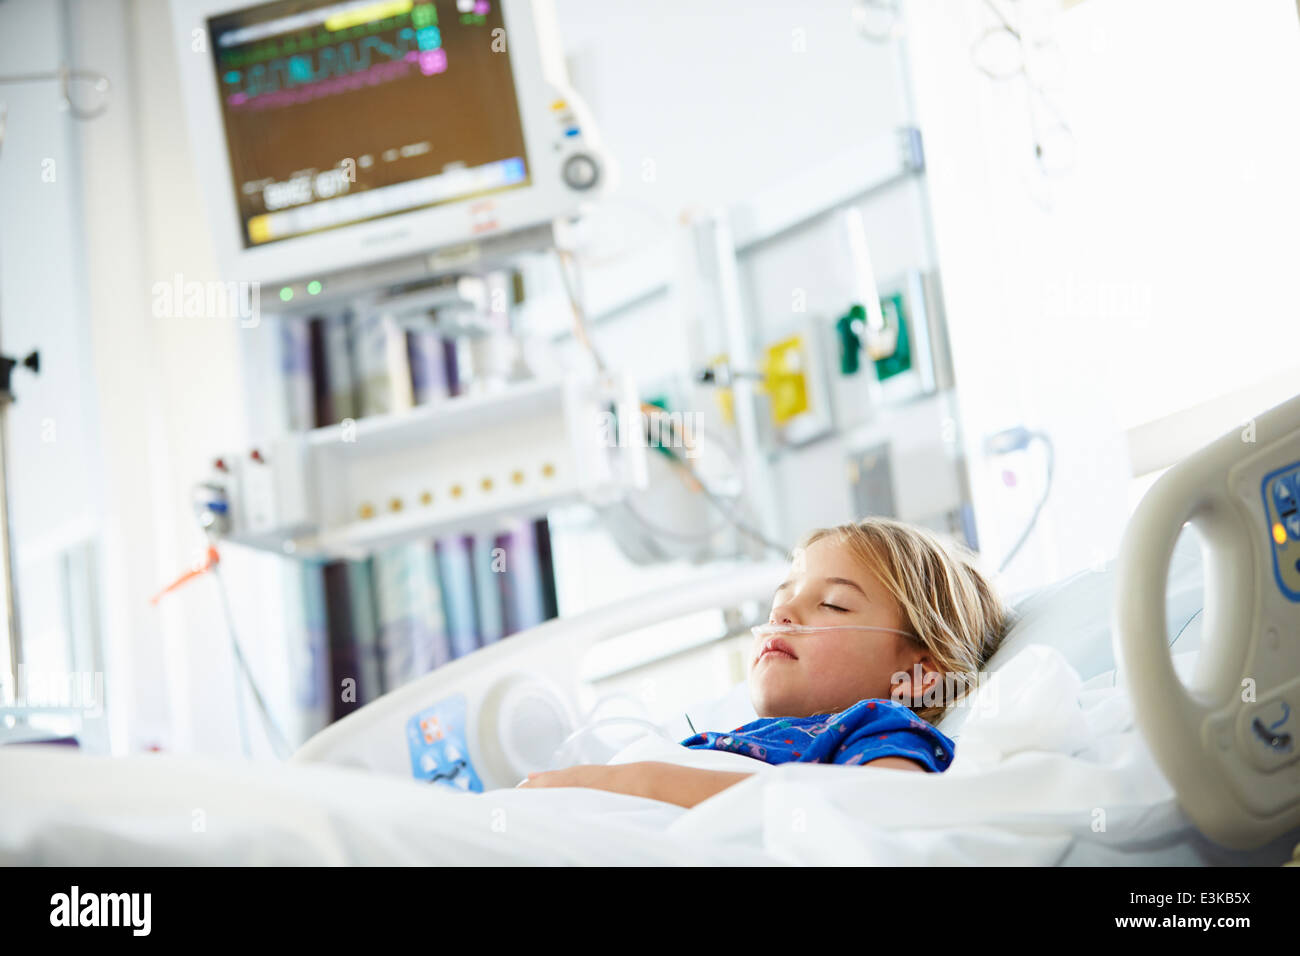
700, 211, 784, 555
0, 396, 22, 710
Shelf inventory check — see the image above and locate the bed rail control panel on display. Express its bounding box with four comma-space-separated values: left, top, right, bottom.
406, 694, 486, 792
1116, 391, 1300, 851
1264, 464, 1300, 601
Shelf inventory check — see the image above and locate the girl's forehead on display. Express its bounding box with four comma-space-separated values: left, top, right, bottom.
786, 540, 881, 594
791, 537, 854, 573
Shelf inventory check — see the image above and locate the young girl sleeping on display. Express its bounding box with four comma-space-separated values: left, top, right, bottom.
518, 517, 1009, 808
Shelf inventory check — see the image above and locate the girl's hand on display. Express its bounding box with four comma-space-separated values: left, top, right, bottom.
516, 762, 653, 801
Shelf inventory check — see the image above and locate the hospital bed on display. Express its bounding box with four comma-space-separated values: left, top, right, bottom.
2, 395, 1300, 865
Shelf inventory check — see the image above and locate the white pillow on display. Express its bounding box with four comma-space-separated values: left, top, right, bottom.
936, 531, 1204, 738
982, 527, 1205, 684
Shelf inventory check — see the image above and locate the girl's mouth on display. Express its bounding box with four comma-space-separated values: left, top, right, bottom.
756, 637, 798, 663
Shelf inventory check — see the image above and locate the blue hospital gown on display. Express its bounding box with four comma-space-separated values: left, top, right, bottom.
680, 698, 955, 772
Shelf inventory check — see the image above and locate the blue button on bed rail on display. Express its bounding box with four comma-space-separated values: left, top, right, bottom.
1273, 474, 1298, 516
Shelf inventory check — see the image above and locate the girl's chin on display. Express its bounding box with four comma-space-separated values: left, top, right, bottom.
751, 682, 799, 712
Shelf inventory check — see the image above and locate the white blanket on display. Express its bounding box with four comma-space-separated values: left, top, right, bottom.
0, 746, 767, 865
0, 645, 1290, 865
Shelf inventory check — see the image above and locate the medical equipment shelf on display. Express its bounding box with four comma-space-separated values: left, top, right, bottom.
214, 374, 648, 561
302, 375, 565, 449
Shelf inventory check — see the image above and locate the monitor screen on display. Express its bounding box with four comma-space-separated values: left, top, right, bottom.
206, 0, 531, 249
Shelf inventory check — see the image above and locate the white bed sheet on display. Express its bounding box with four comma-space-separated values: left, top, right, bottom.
4, 641, 1295, 865
0, 745, 775, 866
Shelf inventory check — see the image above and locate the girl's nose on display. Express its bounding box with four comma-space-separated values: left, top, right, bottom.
768, 604, 797, 626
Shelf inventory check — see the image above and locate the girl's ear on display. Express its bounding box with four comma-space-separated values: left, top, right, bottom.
918, 652, 940, 675
889, 658, 925, 704
891, 652, 942, 705
918, 655, 943, 693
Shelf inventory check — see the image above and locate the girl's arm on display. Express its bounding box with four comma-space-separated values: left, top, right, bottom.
521, 755, 926, 808
641, 762, 757, 808
519, 761, 754, 808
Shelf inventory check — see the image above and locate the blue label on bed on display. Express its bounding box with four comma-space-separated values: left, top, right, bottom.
1263, 462, 1300, 602
406, 695, 484, 793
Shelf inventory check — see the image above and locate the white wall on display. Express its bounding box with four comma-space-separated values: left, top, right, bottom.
114, 0, 294, 757
0, 1, 99, 555
0, 0, 169, 752
554, 0, 912, 215
903, 0, 1300, 594
544, 0, 921, 346
49, 0, 287, 756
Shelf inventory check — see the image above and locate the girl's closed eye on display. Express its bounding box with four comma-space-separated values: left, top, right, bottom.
821, 602, 849, 612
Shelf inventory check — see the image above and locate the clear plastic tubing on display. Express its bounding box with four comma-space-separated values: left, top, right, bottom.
751, 623, 914, 639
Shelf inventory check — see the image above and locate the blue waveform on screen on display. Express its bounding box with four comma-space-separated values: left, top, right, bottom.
223, 28, 422, 102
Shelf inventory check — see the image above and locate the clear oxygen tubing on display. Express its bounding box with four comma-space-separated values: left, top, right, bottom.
539, 691, 680, 777
209, 555, 293, 760
751, 623, 916, 640
537, 625, 926, 775
537, 627, 922, 779
543, 716, 680, 772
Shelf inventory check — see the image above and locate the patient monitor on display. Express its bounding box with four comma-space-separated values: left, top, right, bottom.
170, 0, 608, 287
1116, 391, 1300, 850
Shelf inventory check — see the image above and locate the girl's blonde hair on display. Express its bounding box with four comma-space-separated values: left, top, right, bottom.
795, 517, 1010, 726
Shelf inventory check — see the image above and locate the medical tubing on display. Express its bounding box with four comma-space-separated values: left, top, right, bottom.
654, 439, 790, 558
232, 656, 252, 758
545, 715, 679, 772
209, 561, 293, 760
751, 623, 915, 639
619, 489, 736, 544
584, 689, 654, 721
609, 400, 788, 558
1110, 605, 1204, 688
547, 632, 919, 767
997, 431, 1055, 573
558, 244, 784, 558
555, 243, 609, 374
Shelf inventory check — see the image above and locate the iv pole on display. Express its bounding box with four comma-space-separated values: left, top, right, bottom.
0, 62, 110, 710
